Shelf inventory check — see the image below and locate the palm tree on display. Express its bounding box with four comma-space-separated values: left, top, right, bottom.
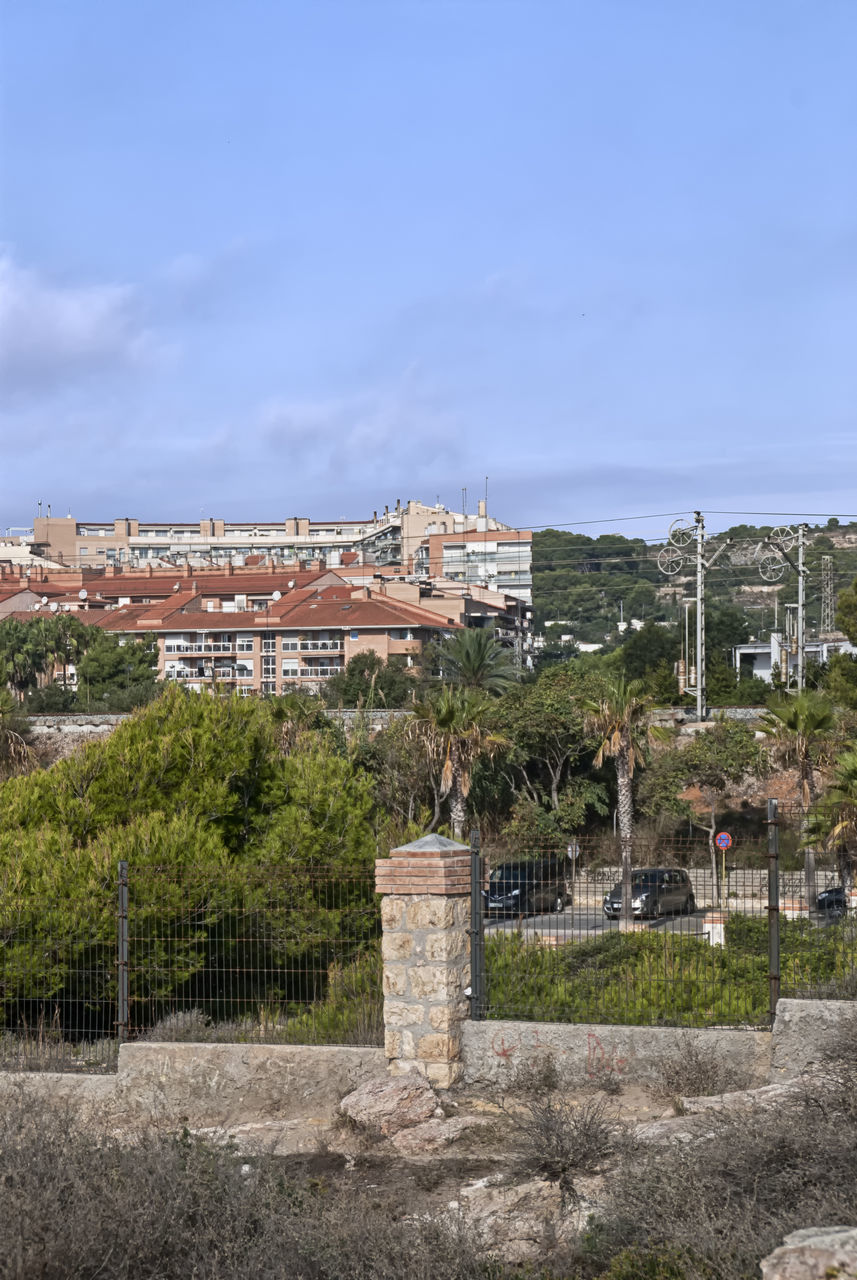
0, 688, 33, 778
584, 675, 657, 931
760, 691, 835, 908
435, 628, 518, 695
805, 750, 857, 894
409, 686, 508, 840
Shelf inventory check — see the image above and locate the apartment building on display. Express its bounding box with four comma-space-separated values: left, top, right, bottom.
97, 583, 461, 696
414, 527, 533, 604
27, 498, 521, 573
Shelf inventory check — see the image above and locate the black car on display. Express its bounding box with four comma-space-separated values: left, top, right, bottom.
603, 868, 695, 920
816, 885, 848, 919
484, 859, 568, 916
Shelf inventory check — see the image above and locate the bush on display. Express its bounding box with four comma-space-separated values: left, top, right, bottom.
0, 1093, 503, 1280
585, 1091, 857, 1280
485, 918, 857, 1027
650, 1033, 752, 1105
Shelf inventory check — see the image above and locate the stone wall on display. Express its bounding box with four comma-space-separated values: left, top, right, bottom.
461, 1019, 772, 1090
0, 1042, 384, 1139
770, 998, 857, 1079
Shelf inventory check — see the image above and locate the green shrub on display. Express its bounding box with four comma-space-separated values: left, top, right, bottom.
485, 920, 857, 1027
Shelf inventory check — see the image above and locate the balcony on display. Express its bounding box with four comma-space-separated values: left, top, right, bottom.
299, 640, 343, 652
164, 642, 235, 655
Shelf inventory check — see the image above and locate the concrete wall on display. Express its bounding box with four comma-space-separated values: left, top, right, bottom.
771, 998, 857, 1079
461, 1019, 772, 1089
0, 1042, 384, 1131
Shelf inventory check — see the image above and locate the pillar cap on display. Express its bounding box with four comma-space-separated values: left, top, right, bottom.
389, 835, 471, 855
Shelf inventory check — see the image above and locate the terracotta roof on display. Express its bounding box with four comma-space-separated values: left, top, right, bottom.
98, 586, 461, 634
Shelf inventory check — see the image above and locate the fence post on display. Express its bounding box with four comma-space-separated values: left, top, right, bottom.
375, 834, 471, 1088
468, 828, 486, 1021
767, 799, 780, 1024
117, 860, 129, 1044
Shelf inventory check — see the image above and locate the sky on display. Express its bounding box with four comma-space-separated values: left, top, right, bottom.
1, 0, 856, 541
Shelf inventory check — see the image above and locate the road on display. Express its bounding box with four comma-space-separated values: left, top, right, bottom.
484, 904, 712, 942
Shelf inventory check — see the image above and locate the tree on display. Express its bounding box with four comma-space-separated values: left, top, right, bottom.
76, 631, 159, 710
584, 676, 659, 930
0, 689, 33, 779
639, 721, 766, 905
760, 692, 836, 907
806, 750, 857, 893
322, 651, 416, 709
491, 663, 601, 813
434, 627, 518, 694
409, 687, 507, 840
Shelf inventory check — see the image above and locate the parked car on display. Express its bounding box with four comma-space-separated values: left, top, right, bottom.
816, 885, 848, 919
603, 868, 695, 920
484, 858, 568, 916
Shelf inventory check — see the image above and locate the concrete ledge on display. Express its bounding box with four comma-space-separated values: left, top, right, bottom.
771, 999, 857, 1079
0, 1043, 385, 1129
461, 1019, 771, 1089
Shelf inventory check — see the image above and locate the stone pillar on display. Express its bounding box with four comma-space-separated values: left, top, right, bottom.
375, 835, 471, 1089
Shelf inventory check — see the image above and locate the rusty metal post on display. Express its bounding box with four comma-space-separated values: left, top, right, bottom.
767, 799, 780, 1023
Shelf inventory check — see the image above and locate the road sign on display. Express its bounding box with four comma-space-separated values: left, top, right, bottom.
715, 831, 732, 850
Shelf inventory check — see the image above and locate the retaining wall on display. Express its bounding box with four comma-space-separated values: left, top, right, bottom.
461, 1019, 772, 1089
0, 1042, 384, 1131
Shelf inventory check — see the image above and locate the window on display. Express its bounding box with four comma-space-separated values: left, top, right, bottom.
261, 681, 276, 695
262, 636, 276, 653
236, 634, 254, 653
79, 547, 88, 556
350, 630, 359, 640
262, 655, 276, 678
282, 662, 299, 678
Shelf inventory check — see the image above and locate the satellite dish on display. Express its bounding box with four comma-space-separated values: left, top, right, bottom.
271, 590, 282, 602
63, 604, 71, 612
287, 580, 295, 589
32, 602, 40, 610
41, 595, 48, 604
78, 589, 88, 600
49, 602, 58, 613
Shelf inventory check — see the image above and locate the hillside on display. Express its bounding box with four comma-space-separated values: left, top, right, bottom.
533, 518, 857, 646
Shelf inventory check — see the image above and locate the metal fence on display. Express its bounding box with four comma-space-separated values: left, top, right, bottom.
0, 865, 381, 1072
473, 804, 857, 1030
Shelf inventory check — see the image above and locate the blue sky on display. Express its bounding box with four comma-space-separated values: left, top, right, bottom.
1, 0, 855, 540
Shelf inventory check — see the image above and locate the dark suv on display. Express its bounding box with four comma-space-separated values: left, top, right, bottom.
484, 859, 568, 916
603, 868, 695, 920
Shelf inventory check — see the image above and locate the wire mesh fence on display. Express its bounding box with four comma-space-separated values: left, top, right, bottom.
0, 865, 381, 1073
476, 829, 857, 1029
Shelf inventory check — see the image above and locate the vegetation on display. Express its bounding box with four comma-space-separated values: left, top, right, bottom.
584, 677, 659, 929
0, 614, 158, 713
485, 917, 857, 1027
0, 686, 380, 1038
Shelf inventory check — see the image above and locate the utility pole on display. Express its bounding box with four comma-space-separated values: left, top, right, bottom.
820, 555, 835, 637
695, 514, 705, 723
657, 513, 731, 721
762, 525, 808, 692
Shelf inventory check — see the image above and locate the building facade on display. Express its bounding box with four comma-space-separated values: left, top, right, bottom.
27, 499, 525, 579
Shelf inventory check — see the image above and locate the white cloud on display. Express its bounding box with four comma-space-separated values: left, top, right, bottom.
0, 252, 167, 392
258, 370, 463, 481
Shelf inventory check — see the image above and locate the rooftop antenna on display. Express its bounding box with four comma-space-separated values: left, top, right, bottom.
38, 500, 42, 517
485, 475, 488, 515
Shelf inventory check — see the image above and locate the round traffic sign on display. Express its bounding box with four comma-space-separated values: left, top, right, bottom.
715, 831, 732, 850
